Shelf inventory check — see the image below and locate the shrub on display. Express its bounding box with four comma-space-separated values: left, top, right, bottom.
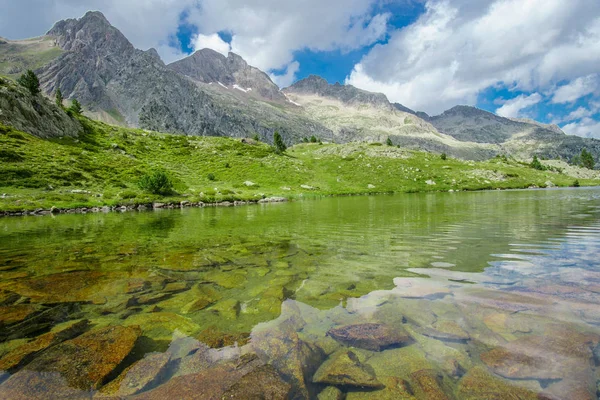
225, 163, 231, 168
530, 155, 545, 171
17, 70, 40, 96
138, 169, 174, 195
441, 153, 447, 160
252, 133, 260, 142
0, 150, 24, 162
573, 179, 580, 187
207, 173, 216, 181
386, 137, 393, 146
120, 190, 138, 199
310, 135, 318, 143
274, 131, 286, 154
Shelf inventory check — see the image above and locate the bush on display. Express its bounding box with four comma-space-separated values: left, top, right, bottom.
225, 162, 231, 169
386, 137, 393, 146
120, 190, 138, 199
573, 179, 580, 187
530, 155, 545, 171
441, 153, 447, 160
252, 133, 260, 142
17, 70, 40, 96
55, 88, 64, 108
138, 170, 173, 195
310, 135, 318, 143
207, 173, 216, 181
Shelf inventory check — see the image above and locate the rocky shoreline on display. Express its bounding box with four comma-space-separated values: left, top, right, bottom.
0, 197, 289, 217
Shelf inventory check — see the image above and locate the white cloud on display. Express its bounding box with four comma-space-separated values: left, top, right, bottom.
495, 93, 542, 118
270, 61, 300, 88
192, 33, 231, 56
185, 0, 389, 73
346, 0, 600, 114
562, 117, 600, 139
551, 74, 599, 104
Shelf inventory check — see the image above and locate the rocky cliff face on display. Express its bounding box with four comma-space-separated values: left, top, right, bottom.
29, 11, 331, 143
169, 49, 285, 102
0, 77, 81, 138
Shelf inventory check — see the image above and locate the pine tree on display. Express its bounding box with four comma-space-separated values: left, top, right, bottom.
581, 148, 595, 170
55, 88, 64, 108
69, 99, 83, 115
17, 70, 40, 96
530, 155, 545, 171
273, 131, 286, 154
386, 137, 393, 146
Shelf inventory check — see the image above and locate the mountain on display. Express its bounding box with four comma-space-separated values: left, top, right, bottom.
283, 77, 498, 159
168, 49, 285, 102
0, 11, 598, 164
0, 11, 331, 144
427, 105, 600, 161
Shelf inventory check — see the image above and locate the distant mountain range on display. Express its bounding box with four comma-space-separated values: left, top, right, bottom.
0, 11, 598, 163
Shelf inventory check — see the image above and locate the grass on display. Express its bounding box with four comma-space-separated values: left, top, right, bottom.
0, 117, 599, 212
0, 36, 63, 79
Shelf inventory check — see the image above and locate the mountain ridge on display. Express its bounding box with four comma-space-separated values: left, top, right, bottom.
0, 10, 598, 164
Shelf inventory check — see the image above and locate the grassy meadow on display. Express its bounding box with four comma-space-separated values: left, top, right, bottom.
1, 115, 598, 213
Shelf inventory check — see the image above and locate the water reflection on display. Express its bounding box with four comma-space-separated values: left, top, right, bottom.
0, 188, 599, 398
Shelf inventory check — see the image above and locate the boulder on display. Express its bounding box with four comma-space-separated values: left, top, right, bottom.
0, 319, 89, 372
327, 323, 411, 351
409, 369, 449, 400
313, 350, 383, 389
456, 366, 541, 400
4, 325, 141, 391
221, 364, 292, 399
101, 352, 171, 396
318, 386, 345, 400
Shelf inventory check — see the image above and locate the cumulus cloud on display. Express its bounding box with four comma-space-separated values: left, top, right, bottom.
270, 61, 300, 88
346, 0, 600, 115
495, 93, 542, 118
562, 117, 600, 139
551, 74, 599, 104
185, 0, 389, 74
192, 33, 231, 56
0, 0, 388, 83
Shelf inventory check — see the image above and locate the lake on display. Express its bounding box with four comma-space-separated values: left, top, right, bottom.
1, 188, 599, 399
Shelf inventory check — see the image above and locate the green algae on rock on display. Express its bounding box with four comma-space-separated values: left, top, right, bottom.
313, 349, 384, 389
2, 325, 141, 391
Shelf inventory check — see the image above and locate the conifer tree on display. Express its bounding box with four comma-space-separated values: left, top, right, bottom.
273, 131, 286, 154
55, 88, 64, 108
17, 70, 40, 96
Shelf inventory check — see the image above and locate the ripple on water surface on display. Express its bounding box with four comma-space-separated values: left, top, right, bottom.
0, 188, 599, 398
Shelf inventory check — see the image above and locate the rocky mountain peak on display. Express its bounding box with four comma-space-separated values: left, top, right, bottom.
284, 76, 392, 109
47, 10, 133, 55
168, 48, 285, 102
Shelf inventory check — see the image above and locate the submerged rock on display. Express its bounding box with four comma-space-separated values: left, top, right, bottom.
0, 319, 89, 373
327, 323, 411, 351
0, 370, 92, 400
318, 386, 345, 400
313, 350, 383, 389
346, 376, 416, 400
252, 327, 324, 399
3, 325, 141, 391
197, 326, 250, 348
221, 364, 292, 399
132, 354, 263, 400
456, 366, 540, 400
421, 320, 469, 341
409, 369, 449, 400
103, 352, 171, 396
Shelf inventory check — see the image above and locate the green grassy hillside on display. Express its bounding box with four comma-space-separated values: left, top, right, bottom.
1, 116, 598, 213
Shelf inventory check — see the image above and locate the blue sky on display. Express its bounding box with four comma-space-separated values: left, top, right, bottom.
1, 0, 599, 137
